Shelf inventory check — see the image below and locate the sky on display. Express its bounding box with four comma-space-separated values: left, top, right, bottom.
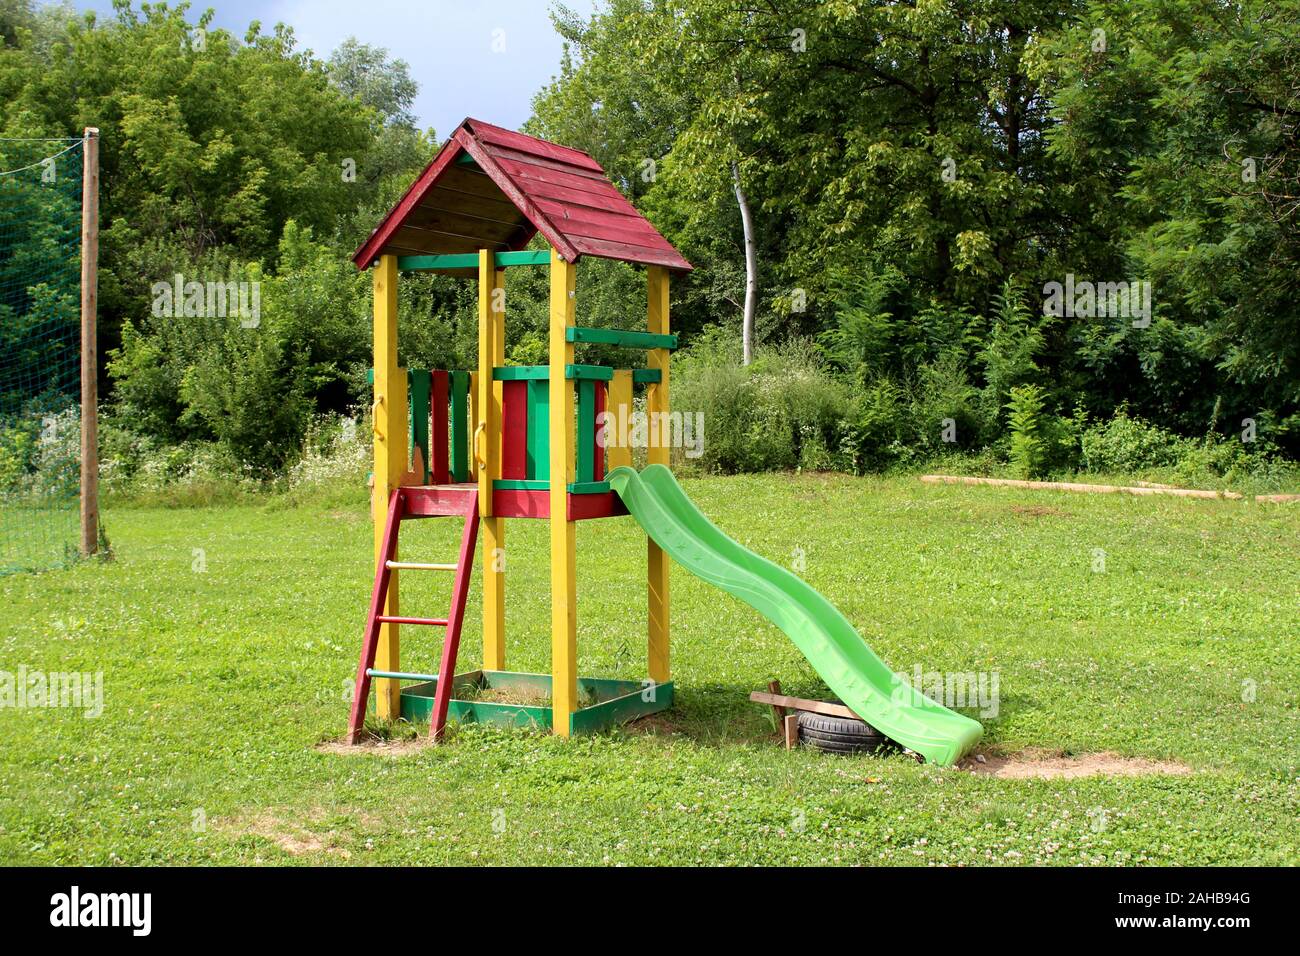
64, 0, 599, 139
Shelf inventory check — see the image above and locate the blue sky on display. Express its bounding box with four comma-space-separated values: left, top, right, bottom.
64, 0, 598, 138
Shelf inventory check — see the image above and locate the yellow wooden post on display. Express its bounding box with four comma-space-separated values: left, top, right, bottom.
479, 252, 507, 670
549, 250, 578, 735
469, 372, 480, 480
607, 369, 633, 471
646, 266, 671, 685
372, 255, 407, 719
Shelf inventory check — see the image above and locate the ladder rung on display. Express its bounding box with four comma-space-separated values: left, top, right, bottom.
386, 561, 458, 572
375, 615, 449, 627
367, 669, 439, 683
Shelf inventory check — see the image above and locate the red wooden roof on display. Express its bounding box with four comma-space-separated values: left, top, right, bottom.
352, 118, 692, 272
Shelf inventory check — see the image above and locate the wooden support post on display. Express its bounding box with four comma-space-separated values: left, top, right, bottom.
469, 371, 480, 481
783, 713, 800, 750
606, 369, 632, 471
479, 252, 507, 670
372, 255, 406, 719
549, 250, 578, 736
766, 679, 787, 727
79, 127, 99, 557
646, 266, 671, 685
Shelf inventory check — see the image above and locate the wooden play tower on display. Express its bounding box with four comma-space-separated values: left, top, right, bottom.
346, 118, 692, 742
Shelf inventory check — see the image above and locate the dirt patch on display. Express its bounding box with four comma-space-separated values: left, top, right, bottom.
1009, 505, 1069, 518
959, 748, 1192, 779
466, 686, 553, 707
217, 806, 376, 859
315, 732, 432, 757
621, 713, 690, 737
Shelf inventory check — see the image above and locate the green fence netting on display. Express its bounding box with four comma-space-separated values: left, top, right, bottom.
0, 137, 84, 575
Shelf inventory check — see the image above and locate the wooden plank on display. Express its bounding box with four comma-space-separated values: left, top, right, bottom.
371, 255, 406, 718
79, 127, 99, 557
783, 713, 800, 750
480, 142, 611, 181
477, 253, 502, 516
593, 379, 607, 480
469, 371, 479, 481
499, 172, 644, 218
533, 198, 677, 249
646, 266, 671, 685
494, 365, 550, 381
449, 370, 469, 482
576, 379, 595, 483
748, 691, 863, 721
501, 380, 529, 480
766, 679, 787, 727
549, 250, 578, 736
918, 474, 1245, 500
408, 369, 431, 485
430, 370, 450, 485
606, 369, 633, 471
455, 129, 581, 263
527, 378, 550, 480
469, 119, 605, 173
493, 154, 624, 201
570, 234, 693, 271
566, 326, 678, 350
632, 368, 662, 385
565, 364, 614, 381
482, 257, 507, 670
401, 204, 521, 241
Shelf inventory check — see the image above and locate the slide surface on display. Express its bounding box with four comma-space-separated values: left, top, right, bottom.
608, 465, 982, 766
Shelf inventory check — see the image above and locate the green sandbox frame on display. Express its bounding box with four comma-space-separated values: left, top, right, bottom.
399, 670, 674, 734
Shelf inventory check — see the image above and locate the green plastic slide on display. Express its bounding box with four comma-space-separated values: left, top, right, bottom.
608, 465, 982, 766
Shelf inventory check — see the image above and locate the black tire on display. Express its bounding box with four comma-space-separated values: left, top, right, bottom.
797, 710, 891, 755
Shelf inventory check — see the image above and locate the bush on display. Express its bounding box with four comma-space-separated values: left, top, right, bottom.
1080, 412, 1186, 472
673, 331, 849, 473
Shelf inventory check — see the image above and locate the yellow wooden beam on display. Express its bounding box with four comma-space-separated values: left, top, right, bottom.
606, 369, 633, 471
372, 255, 406, 719
646, 266, 671, 684
549, 250, 578, 735
481, 257, 507, 670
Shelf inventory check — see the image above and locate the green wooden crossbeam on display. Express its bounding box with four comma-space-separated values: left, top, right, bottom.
565, 364, 614, 382
493, 365, 549, 381
632, 368, 662, 385
398, 251, 551, 271
568, 481, 611, 495
565, 326, 678, 350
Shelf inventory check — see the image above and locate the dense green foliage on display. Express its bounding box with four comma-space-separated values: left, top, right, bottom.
2, 0, 1299, 482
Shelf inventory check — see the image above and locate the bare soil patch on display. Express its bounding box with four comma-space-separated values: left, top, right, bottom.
959, 747, 1192, 779
1010, 505, 1069, 518
315, 732, 431, 757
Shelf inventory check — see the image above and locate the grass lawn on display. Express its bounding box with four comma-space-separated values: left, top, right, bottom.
1, 472, 1297, 866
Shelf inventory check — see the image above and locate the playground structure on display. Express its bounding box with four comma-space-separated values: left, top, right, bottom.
345, 119, 981, 765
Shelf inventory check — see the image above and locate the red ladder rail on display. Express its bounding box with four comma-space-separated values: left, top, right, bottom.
347, 488, 405, 744
429, 495, 480, 740
346, 487, 480, 745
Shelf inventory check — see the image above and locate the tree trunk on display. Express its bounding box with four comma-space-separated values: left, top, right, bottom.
732, 161, 758, 365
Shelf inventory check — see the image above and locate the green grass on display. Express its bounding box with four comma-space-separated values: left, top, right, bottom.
1, 473, 1297, 865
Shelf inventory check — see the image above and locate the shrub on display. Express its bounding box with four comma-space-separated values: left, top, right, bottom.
1080, 412, 1185, 472
1006, 384, 1047, 478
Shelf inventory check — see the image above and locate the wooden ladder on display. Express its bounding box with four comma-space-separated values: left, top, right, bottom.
347, 486, 479, 744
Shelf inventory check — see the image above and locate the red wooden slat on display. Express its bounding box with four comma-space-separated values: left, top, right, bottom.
501, 380, 528, 480
467, 119, 604, 173
480, 143, 611, 182
502, 172, 641, 217
593, 381, 607, 481
533, 199, 677, 251
455, 129, 581, 263
570, 234, 693, 271
493, 155, 621, 202
431, 371, 450, 485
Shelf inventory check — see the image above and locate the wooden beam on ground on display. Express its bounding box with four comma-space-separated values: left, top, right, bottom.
919, 474, 1244, 500
748, 691, 862, 721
